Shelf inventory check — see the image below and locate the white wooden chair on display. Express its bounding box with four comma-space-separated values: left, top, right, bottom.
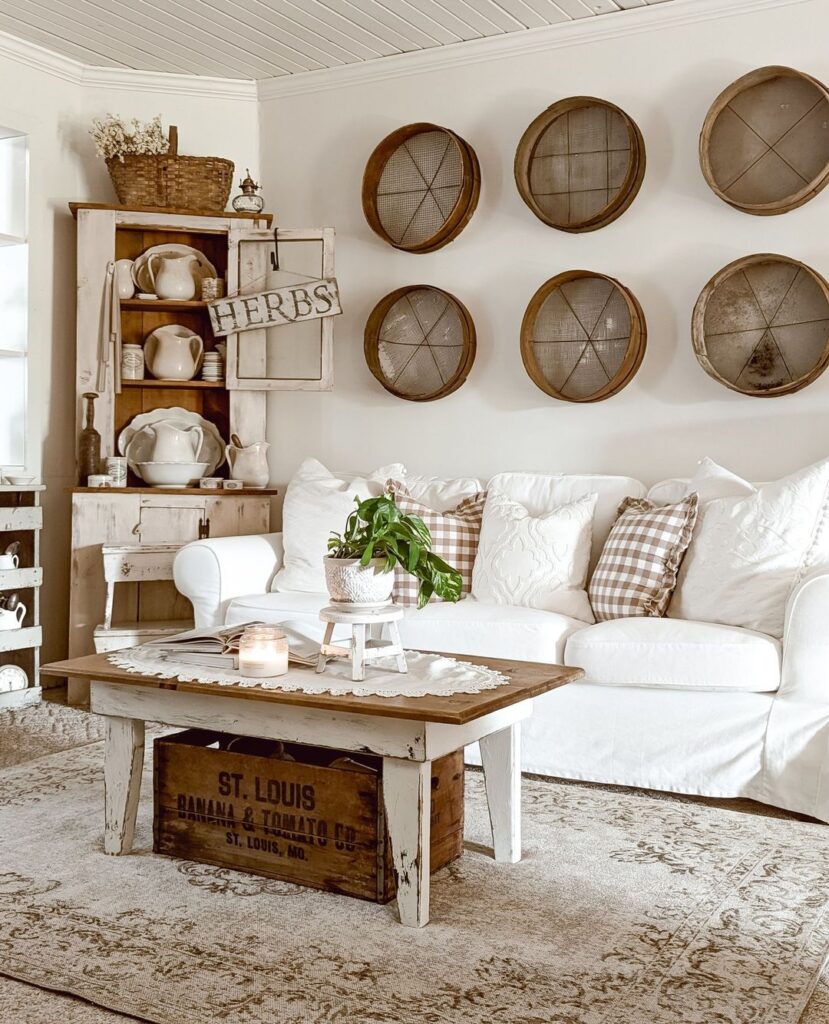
93, 543, 193, 653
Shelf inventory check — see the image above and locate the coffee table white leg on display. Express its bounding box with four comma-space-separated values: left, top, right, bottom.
104, 716, 145, 855
480, 722, 521, 863
382, 758, 431, 927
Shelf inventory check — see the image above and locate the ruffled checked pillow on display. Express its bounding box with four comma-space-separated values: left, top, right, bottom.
589, 494, 699, 621
386, 479, 486, 607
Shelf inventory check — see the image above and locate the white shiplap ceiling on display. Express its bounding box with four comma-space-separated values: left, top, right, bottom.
0, 0, 675, 80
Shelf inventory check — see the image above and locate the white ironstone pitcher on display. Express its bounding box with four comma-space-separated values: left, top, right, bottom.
145, 422, 204, 463
226, 440, 270, 488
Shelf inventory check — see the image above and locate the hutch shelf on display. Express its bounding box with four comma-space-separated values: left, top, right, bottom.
0, 484, 44, 710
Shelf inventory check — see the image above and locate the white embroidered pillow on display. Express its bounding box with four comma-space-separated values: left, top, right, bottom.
669, 458, 829, 637
472, 493, 597, 622
272, 458, 405, 594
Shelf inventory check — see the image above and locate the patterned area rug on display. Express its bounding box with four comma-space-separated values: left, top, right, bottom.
0, 698, 104, 769
1, 731, 829, 1024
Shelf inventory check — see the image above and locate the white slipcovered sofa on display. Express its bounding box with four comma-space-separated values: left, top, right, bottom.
174, 470, 829, 824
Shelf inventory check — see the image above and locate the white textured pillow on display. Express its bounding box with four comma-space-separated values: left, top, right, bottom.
472, 493, 597, 622
669, 458, 829, 636
403, 475, 484, 512
687, 456, 757, 503
273, 458, 405, 594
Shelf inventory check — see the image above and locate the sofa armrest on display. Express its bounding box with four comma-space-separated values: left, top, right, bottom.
174, 533, 284, 629
779, 570, 829, 700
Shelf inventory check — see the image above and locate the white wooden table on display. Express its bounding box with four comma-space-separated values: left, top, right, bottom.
43, 652, 581, 928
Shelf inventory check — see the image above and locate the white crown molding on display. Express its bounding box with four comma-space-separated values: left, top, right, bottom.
0, 27, 83, 85
80, 66, 258, 101
257, 0, 812, 101
0, 27, 258, 100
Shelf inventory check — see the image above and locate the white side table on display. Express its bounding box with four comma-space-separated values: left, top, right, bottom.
316, 604, 407, 681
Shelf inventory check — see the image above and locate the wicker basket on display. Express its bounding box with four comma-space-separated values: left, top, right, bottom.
106, 127, 234, 211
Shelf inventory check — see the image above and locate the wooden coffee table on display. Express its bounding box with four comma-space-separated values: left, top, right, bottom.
42, 652, 582, 927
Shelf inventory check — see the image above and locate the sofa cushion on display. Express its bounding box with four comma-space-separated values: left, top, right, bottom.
272, 458, 405, 595
564, 617, 781, 692
486, 472, 646, 569
225, 591, 587, 664
472, 493, 596, 621
669, 457, 829, 637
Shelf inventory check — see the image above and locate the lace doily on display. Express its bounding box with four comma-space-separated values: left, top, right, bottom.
107, 648, 508, 699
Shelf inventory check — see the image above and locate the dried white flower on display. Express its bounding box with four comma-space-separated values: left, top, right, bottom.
89, 114, 169, 161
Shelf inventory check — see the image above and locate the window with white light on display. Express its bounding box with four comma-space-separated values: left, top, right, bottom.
0, 127, 28, 470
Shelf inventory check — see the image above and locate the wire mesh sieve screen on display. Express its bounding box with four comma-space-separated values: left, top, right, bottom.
521, 273, 645, 402
530, 105, 631, 227
515, 98, 645, 231
365, 286, 475, 401
695, 256, 829, 396
702, 68, 829, 212
363, 124, 480, 252
376, 131, 463, 248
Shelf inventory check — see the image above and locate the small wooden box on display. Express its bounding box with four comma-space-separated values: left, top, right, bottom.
153, 730, 464, 903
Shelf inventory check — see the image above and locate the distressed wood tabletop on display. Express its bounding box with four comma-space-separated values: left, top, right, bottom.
41, 652, 582, 726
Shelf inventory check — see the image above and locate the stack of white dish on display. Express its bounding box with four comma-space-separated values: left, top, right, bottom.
202, 351, 224, 383
118, 408, 226, 489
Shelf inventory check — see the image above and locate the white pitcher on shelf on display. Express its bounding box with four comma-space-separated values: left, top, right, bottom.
145, 422, 204, 463
144, 325, 204, 381
0, 602, 25, 630
148, 253, 199, 300
226, 437, 270, 489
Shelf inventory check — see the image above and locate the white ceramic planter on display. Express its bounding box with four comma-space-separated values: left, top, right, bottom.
324, 557, 394, 607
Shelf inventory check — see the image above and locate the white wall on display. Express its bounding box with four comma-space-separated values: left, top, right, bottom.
258, 0, 829, 498
0, 57, 82, 666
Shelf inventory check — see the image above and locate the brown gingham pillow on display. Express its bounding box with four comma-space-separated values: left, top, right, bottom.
386, 479, 486, 606
589, 494, 699, 620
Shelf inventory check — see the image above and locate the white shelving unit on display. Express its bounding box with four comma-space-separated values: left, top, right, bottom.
0, 483, 43, 710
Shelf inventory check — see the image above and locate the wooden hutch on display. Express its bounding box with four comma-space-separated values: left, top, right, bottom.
67, 203, 335, 703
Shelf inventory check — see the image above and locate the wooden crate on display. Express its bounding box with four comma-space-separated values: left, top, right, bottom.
153, 730, 464, 903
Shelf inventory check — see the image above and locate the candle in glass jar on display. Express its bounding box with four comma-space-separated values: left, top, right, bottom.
238, 626, 289, 678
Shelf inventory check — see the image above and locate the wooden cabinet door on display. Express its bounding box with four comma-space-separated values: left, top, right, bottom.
137, 497, 207, 544
204, 495, 271, 538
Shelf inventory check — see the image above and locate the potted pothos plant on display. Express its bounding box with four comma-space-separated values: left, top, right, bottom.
326, 492, 463, 610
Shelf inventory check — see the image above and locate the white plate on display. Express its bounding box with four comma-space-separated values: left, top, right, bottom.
118, 408, 226, 475
132, 244, 217, 297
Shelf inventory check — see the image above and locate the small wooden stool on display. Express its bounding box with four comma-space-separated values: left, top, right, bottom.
316, 604, 407, 682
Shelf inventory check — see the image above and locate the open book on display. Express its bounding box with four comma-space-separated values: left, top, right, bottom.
143, 621, 322, 669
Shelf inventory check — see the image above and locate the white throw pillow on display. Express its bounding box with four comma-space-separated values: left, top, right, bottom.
403, 475, 485, 512
471, 493, 597, 622
272, 458, 405, 594
687, 456, 757, 503
485, 472, 645, 570
669, 457, 829, 637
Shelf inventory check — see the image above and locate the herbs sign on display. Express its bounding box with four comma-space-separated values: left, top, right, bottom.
208, 278, 342, 337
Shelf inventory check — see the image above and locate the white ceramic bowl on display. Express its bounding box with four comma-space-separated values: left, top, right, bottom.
136, 461, 210, 488
5, 476, 34, 485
